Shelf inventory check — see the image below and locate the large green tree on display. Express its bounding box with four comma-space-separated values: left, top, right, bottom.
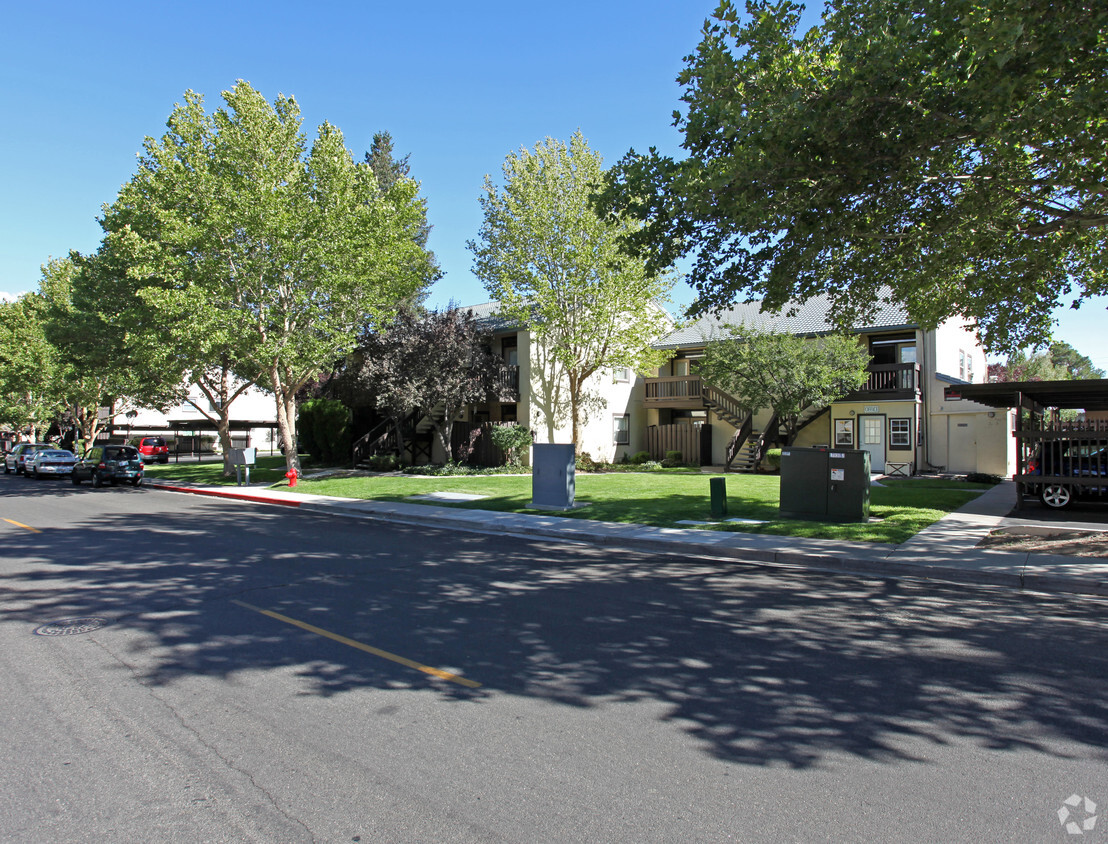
698, 327, 871, 445
101, 81, 434, 471
469, 132, 674, 447
602, 0, 1108, 353
0, 292, 64, 440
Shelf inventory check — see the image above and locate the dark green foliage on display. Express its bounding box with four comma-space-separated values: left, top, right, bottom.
299, 398, 352, 464
965, 472, 1002, 485
661, 450, 684, 468
489, 424, 534, 466
765, 448, 783, 471
631, 451, 652, 464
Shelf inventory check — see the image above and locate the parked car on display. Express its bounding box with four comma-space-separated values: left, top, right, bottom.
26, 448, 78, 479
4, 443, 51, 475
71, 445, 145, 488
1025, 440, 1108, 509
136, 436, 169, 463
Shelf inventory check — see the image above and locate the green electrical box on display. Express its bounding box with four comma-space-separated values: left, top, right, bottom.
709, 477, 727, 518
780, 447, 871, 522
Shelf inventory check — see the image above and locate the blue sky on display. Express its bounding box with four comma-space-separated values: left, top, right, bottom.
2, 1, 1104, 368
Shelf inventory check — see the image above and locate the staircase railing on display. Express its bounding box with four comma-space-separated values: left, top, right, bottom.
352, 417, 397, 466
724, 414, 753, 471
703, 383, 748, 427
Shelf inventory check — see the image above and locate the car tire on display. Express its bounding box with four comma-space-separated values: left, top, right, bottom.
3, 463, 9, 474
1040, 484, 1073, 510
92, 472, 102, 488
158, 456, 168, 464
131, 477, 142, 487
27, 468, 36, 479
72, 474, 82, 485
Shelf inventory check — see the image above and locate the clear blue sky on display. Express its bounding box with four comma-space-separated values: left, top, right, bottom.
2, 1, 1104, 368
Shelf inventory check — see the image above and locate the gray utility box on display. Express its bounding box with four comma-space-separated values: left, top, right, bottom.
230, 447, 257, 486
531, 443, 576, 510
779, 446, 870, 522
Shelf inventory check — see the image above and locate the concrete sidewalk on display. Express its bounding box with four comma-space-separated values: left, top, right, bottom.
145, 478, 1108, 599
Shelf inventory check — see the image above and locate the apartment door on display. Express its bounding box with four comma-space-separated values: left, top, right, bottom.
859, 414, 886, 473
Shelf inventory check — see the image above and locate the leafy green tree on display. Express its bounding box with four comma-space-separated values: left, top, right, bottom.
602, 0, 1108, 353
469, 132, 674, 448
38, 256, 178, 448
698, 327, 871, 445
0, 292, 65, 440
989, 340, 1104, 381
100, 81, 433, 472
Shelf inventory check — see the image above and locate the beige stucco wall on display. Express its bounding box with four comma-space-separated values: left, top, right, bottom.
927, 405, 1016, 476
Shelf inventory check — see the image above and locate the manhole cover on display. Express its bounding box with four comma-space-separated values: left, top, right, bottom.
34, 617, 107, 636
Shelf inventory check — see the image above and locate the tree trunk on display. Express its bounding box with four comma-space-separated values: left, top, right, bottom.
392, 414, 407, 466
271, 362, 300, 475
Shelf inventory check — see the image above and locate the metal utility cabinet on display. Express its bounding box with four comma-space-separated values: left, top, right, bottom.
531, 443, 576, 509
779, 446, 871, 522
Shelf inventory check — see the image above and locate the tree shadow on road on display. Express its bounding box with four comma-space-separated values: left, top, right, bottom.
3, 495, 1108, 770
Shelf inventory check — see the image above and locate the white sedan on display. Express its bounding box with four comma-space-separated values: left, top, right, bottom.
26, 449, 78, 479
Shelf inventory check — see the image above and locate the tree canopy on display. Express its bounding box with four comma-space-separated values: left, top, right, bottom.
353, 307, 499, 463
698, 326, 871, 444
988, 340, 1105, 381
469, 132, 674, 447
99, 81, 434, 469
601, 0, 1108, 353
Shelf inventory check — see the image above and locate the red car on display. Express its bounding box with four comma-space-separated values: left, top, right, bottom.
136, 436, 169, 464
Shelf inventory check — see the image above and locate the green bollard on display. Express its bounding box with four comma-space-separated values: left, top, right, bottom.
710, 476, 727, 518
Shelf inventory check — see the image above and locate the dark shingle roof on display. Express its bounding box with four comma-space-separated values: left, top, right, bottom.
654, 295, 914, 350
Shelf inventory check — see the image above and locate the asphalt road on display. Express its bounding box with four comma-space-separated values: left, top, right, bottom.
2, 474, 1108, 842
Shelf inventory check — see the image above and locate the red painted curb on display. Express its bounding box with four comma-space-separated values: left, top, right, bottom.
153, 483, 302, 507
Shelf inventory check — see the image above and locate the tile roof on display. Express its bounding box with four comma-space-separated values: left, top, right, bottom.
654, 295, 914, 350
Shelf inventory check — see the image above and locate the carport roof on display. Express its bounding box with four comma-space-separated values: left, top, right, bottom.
944, 379, 1108, 411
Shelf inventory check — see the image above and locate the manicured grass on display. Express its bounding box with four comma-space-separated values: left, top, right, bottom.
144, 461, 992, 544
142, 454, 308, 486
286, 470, 987, 545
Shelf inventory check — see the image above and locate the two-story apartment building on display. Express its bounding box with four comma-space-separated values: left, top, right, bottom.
644, 296, 1014, 477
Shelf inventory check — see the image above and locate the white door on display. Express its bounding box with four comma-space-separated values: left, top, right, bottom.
859, 415, 886, 473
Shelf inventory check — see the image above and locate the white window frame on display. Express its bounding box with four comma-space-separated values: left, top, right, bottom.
613, 414, 630, 445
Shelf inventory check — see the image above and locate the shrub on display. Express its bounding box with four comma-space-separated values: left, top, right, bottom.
640, 460, 663, 470
631, 451, 651, 465
765, 448, 783, 471
299, 398, 352, 464
576, 451, 601, 472
661, 449, 683, 468
965, 472, 1002, 484
366, 453, 400, 472
489, 424, 534, 466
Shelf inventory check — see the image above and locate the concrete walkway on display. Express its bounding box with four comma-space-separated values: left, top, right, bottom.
145, 478, 1108, 599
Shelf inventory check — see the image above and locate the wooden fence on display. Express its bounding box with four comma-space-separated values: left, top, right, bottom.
644, 423, 712, 465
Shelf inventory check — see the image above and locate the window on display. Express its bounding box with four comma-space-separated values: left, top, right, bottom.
613, 366, 630, 383
959, 350, 967, 380
834, 419, 854, 446
862, 417, 883, 445
613, 414, 630, 445
966, 356, 974, 383
890, 418, 911, 449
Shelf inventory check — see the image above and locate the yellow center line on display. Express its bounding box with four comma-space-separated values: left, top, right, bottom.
231, 600, 481, 688
3, 518, 41, 533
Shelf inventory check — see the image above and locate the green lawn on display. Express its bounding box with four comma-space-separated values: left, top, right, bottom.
143, 461, 991, 544
142, 454, 306, 487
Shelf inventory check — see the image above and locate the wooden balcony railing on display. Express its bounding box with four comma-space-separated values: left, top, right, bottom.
844, 363, 921, 400
644, 375, 705, 406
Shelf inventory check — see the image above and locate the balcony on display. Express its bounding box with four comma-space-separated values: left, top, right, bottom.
494, 364, 520, 401
644, 375, 706, 409
843, 363, 921, 401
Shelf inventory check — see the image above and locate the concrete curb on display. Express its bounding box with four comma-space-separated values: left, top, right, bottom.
146, 479, 1108, 600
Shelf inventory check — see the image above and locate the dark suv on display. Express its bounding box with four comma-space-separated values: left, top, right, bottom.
72, 445, 145, 488
137, 436, 170, 463
1026, 440, 1108, 509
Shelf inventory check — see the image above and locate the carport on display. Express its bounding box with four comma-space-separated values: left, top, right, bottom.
943, 379, 1108, 509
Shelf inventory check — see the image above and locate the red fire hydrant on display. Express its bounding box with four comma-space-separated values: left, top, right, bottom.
285, 467, 299, 487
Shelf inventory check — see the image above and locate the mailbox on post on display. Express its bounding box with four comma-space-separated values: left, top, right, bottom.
230, 447, 257, 486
